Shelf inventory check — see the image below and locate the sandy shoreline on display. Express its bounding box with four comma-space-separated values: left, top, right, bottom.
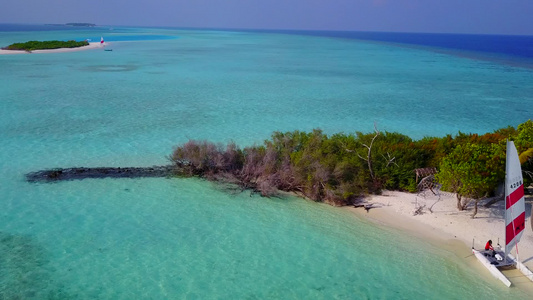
346, 190, 533, 289
0, 42, 104, 55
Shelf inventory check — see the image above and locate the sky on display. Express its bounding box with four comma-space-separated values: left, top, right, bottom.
1, 0, 532, 35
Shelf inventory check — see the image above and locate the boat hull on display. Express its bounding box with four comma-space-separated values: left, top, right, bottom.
508, 253, 533, 283
472, 249, 512, 287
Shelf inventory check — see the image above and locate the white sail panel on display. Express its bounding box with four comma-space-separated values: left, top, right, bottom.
505, 141, 526, 257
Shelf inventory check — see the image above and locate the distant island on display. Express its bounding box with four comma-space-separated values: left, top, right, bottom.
2, 40, 89, 52
65, 23, 96, 27
45, 23, 96, 27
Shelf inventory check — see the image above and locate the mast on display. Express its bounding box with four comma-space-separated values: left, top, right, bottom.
504, 140, 526, 262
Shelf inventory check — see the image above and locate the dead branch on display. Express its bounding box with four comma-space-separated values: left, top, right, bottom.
413, 204, 425, 216
357, 123, 380, 180
382, 152, 398, 168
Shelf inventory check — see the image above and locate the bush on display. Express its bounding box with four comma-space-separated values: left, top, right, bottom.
4, 40, 89, 51
169, 120, 533, 207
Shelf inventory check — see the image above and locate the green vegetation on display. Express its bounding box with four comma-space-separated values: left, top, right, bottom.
3, 40, 89, 52
170, 120, 533, 209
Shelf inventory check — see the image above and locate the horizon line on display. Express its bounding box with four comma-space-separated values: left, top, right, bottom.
1, 22, 532, 37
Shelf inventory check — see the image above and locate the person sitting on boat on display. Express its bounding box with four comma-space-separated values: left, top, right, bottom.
485, 240, 495, 257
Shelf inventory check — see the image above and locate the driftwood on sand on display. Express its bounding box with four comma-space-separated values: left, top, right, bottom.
353, 201, 378, 213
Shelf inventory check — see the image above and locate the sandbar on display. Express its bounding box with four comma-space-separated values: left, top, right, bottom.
0, 42, 104, 55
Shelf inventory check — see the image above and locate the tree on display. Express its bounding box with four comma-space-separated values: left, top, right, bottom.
168, 121, 532, 209
437, 142, 505, 217
356, 124, 380, 182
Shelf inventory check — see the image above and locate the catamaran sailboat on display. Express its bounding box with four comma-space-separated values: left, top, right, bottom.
472, 140, 533, 287
101, 37, 112, 51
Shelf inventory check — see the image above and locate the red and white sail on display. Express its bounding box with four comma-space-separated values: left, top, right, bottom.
100, 36, 104, 44
505, 140, 526, 257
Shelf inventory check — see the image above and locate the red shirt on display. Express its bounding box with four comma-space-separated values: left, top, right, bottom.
485, 241, 494, 251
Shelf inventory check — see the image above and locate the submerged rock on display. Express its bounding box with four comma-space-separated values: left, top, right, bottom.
25, 165, 177, 182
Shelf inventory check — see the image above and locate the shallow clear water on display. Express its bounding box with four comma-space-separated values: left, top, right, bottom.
2, 178, 527, 299
1, 27, 532, 298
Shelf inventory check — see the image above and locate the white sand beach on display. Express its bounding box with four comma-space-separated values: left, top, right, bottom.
348, 190, 533, 288
0, 42, 103, 55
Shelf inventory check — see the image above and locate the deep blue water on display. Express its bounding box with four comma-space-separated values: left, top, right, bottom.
274, 30, 533, 59
184, 27, 533, 68
3, 23, 532, 60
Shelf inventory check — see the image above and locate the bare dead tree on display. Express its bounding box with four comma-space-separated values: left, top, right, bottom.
382, 152, 398, 168
417, 174, 438, 196
428, 199, 439, 213
357, 123, 380, 180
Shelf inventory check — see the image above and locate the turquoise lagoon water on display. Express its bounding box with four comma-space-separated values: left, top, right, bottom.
1, 26, 532, 298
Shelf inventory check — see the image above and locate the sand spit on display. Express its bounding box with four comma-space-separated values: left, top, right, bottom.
347, 190, 533, 289
0, 42, 104, 55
